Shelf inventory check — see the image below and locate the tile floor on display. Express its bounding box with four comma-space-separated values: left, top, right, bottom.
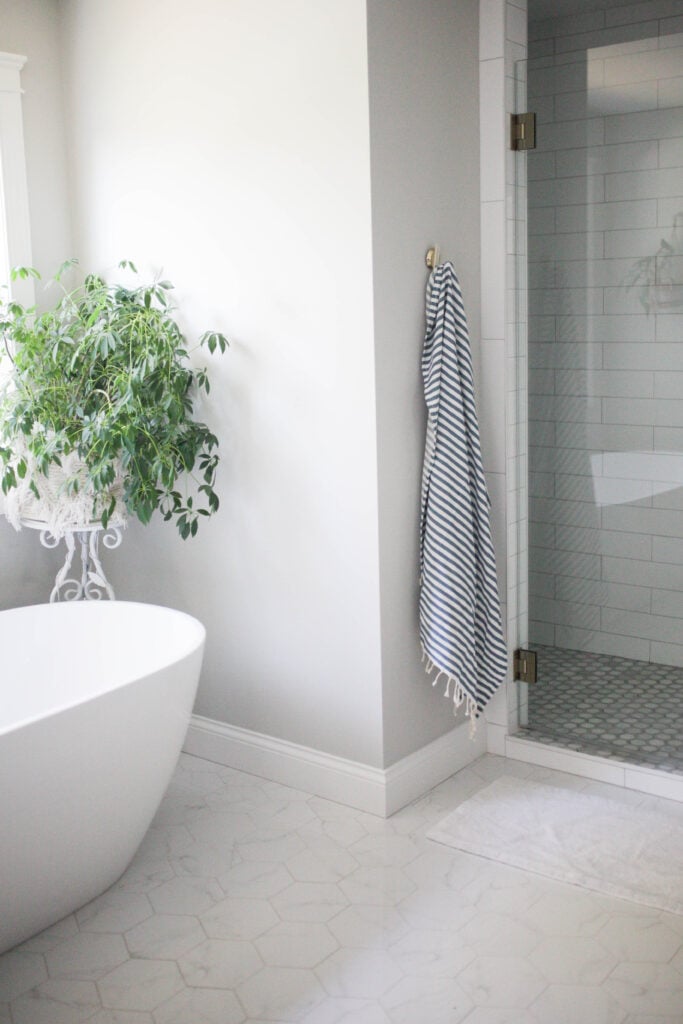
522, 645, 683, 775
2, 752, 683, 1023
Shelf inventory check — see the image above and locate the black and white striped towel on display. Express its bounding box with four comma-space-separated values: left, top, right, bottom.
419, 262, 507, 725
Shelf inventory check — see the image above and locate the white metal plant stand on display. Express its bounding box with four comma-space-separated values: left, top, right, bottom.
22, 520, 124, 602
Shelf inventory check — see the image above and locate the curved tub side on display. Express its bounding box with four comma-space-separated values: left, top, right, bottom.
0, 642, 203, 954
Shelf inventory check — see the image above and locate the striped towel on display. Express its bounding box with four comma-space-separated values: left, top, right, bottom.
419, 262, 507, 725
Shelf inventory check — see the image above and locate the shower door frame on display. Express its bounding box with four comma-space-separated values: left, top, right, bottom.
487, 6, 683, 803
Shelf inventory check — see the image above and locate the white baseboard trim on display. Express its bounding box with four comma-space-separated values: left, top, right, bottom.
184, 715, 485, 817
384, 719, 487, 815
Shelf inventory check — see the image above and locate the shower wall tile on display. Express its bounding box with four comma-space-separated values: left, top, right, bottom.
556, 369, 653, 397
555, 422, 655, 452
554, 21, 660, 57
555, 81, 658, 119
605, 106, 683, 143
530, 11, 605, 41
603, 397, 683, 426
659, 195, 683, 226
555, 140, 658, 176
530, 342, 603, 369
532, 596, 602, 629
605, 0, 683, 28
535, 117, 605, 151
660, 136, 683, 166
553, 624, 651, 660
528, 619, 555, 644
530, 287, 604, 316
601, 505, 683, 538
603, 344, 654, 370
557, 314, 655, 343
660, 16, 683, 36
650, 639, 683, 667
557, 259, 634, 288
555, 199, 657, 233
654, 315, 683, 342
531, 93, 555, 124
658, 75, 683, 109
526, 7, 683, 668
653, 486, 683, 510
530, 570, 555, 597
603, 555, 683, 590
602, 43, 683, 86
605, 167, 683, 201
532, 447, 597, 476
527, 149, 556, 180
652, 534, 683, 561
530, 395, 602, 423
535, 550, 604, 582
529, 230, 604, 260
652, 587, 683, 617
654, 370, 683, 398
602, 606, 683, 644
528, 174, 605, 206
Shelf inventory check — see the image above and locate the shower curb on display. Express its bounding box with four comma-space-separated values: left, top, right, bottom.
506, 734, 683, 804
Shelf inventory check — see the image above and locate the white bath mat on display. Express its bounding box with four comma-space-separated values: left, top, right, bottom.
427, 776, 683, 914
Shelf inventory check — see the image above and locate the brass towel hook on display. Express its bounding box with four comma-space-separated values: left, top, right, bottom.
425, 246, 440, 270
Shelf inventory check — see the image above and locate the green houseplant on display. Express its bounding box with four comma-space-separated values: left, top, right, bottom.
0, 259, 229, 539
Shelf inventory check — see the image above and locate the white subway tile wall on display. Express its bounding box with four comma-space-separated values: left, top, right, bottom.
527, 6, 683, 665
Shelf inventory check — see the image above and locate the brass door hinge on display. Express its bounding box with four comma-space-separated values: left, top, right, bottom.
514, 648, 538, 684
511, 112, 536, 151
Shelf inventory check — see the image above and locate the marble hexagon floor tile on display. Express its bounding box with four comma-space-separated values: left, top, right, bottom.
2, 752, 683, 1022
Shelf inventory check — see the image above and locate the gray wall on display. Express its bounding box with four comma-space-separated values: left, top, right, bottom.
528, 4, 683, 665
367, 0, 482, 763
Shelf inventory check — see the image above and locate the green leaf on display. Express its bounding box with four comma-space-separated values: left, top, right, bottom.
0, 257, 229, 539
11, 266, 41, 282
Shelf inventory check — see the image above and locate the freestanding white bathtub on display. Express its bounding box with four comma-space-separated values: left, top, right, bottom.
0, 601, 205, 953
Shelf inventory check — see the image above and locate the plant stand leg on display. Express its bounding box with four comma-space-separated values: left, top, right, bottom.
41, 526, 123, 602
85, 529, 118, 601
45, 530, 77, 603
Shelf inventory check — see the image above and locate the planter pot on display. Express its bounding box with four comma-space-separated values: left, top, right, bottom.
2, 444, 127, 540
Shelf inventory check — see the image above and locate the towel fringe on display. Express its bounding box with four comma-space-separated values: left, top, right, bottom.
421, 643, 479, 738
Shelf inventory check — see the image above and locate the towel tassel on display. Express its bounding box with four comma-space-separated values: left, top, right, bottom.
421, 643, 479, 737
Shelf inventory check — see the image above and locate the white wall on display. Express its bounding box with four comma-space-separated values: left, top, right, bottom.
3, 0, 491, 781
0, 0, 73, 611
59, 0, 386, 767
367, 0, 484, 764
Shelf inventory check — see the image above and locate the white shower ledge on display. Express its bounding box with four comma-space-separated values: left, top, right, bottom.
505, 733, 683, 804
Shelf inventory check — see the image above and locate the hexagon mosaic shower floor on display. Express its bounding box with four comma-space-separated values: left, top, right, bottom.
521, 645, 683, 774
2, 752, 683, 1023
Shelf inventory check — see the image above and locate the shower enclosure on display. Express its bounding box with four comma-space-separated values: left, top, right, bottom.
516, 4, 683, 773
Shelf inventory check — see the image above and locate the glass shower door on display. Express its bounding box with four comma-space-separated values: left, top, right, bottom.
520, 24, 683, 770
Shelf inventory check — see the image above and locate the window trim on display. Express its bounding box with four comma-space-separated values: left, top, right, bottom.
0, 51, 34, 308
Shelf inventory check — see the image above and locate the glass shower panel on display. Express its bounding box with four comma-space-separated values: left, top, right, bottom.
521, 25, 683, 769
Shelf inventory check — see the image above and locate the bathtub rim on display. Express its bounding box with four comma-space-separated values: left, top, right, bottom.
0, 600, 206, 739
